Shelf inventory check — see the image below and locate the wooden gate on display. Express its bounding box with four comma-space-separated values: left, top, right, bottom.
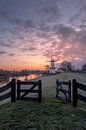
17, 80, 42, 102
56, 79, 71, 102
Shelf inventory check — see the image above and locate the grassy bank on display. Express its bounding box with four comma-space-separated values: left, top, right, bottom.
0, 73, 86, 130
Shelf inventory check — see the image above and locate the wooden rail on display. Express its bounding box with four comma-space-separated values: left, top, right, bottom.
0, 83, 10, 92
56, 79, 71, 103
0, 79, 16, 102
72, 79, 86, 107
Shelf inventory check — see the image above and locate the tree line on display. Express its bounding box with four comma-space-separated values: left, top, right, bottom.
60, 61, 86, 72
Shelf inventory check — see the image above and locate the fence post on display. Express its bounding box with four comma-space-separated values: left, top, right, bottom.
68, 80, 71, 103
56, 79, 59, 98
11, 78, 16, 102
17, 80, 20, 100
72, 79, 78, 107
38, 80, 42, 102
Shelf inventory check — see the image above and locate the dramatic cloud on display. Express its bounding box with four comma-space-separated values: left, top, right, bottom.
53, 24, 75, 41
75, 30, 86, 44
69, 0, 86, 25
0, 51, 7, 55
39, 4, 62, 22
8, 53, 15, 56
0, 0, 86, 70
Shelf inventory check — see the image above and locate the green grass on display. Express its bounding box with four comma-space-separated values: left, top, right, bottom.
0, 98, 86, 130
0, 72, 86, 130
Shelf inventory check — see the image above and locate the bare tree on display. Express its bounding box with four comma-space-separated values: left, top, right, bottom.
60, 61, 74, 72
81, 63, 86, 72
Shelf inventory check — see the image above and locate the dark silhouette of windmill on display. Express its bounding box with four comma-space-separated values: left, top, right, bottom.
46, 52, 56, 74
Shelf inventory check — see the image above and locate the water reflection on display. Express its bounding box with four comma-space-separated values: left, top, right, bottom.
15, 74, 41, 81
0, 74, 41, 87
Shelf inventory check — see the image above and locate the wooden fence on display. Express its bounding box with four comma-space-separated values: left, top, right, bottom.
0, 79, 42, 103
17, 80, 42, 102
72, 79, 86, 107
56, 79, 71, 103
0, 79, 16, 102
0, 78, 86, 107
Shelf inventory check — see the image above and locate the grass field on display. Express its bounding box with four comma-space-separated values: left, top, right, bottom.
36, 72, 86, 98
0, 72, 86, 130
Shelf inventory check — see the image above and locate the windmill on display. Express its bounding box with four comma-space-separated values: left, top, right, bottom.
46, 52, 57, 74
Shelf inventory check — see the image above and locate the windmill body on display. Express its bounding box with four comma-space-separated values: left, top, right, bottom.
49, 59, 56, 74
46, 52, 57, 74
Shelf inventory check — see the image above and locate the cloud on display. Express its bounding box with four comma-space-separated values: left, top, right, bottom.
0, 33, 17, 48
77, 24, 86, 30
40, 5, 60, 16
0, 40, 12, 48
69, 1, 86, 25
21, 46, 37, 52
0, 51, 6, 55
10, 18, 23, 26
24, 20, 36, 28
8, 53, 15, 56
38, 23, 51, 32
0, 0, 62, 27
52, 24, 86, 45
53, 24, 76, 43
39, 5, 62, 23
75, 30, 86, 44
10, 18, 36, 29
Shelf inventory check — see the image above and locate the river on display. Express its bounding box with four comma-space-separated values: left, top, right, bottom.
0, 74, 42, 87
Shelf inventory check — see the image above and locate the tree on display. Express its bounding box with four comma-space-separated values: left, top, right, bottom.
60, 61, 74, 72
81, 63, 86, 72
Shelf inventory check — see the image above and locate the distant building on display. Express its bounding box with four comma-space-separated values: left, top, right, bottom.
49, 59, 56, 74
57, 67, 67, 73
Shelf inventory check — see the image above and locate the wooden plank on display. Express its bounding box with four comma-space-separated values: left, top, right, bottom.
56, 81, 69, 85
0, 83, 10, 92
78, 94, 86, 102
0, 92, 11, 101
77, 82, 86, 91
58, 88, 69, 93
61, 82, 69, 85
20, 85, 36, 96
19, 81, 38, 85
20, 89, 39, 93
20, 88, 39, 98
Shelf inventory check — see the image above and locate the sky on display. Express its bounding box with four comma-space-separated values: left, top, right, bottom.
0, 0, 86, 70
